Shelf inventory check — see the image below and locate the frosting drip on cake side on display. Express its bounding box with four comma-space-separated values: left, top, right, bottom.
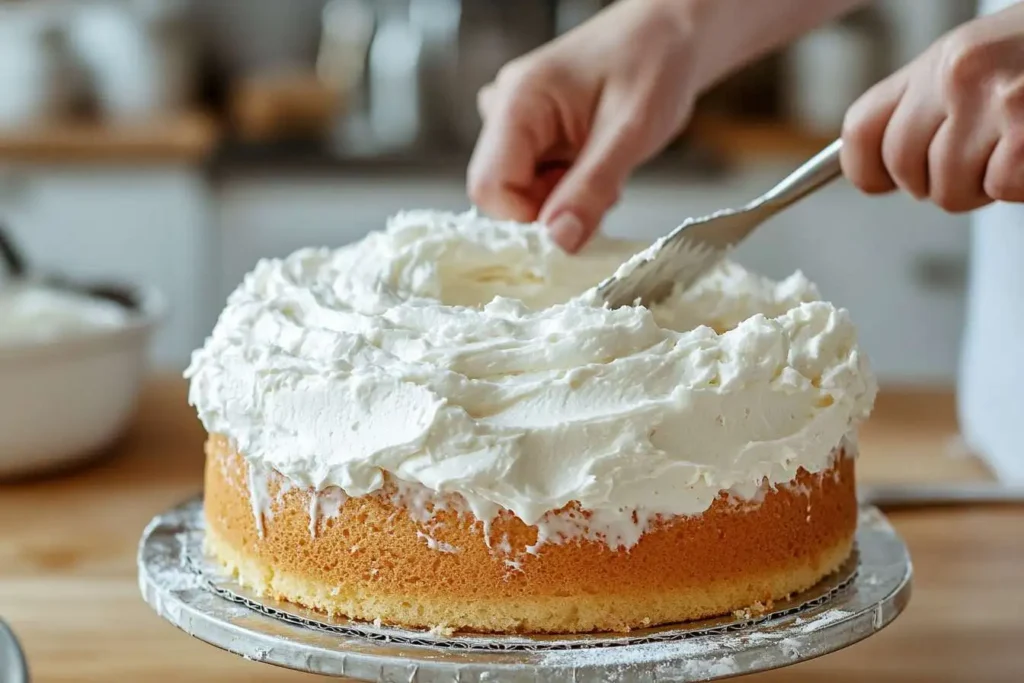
186, 210, 877, 547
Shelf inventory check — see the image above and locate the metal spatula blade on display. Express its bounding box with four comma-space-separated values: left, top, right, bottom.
596, 139, 844, 309
859, 481, 1024, 509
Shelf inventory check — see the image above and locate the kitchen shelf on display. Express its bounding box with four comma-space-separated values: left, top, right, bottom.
688, 112, 837, 163
0, 108, 831, 169
0, 111, 220, 164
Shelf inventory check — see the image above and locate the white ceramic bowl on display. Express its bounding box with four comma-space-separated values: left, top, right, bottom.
0, 286, 163, 479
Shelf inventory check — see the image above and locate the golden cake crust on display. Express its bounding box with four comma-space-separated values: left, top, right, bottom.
203, 435, 857, 633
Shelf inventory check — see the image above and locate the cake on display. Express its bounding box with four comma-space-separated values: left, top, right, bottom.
187, 210, 877, 634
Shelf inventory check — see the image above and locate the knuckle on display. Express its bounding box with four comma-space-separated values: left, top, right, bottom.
840, 113, 887, 195
939, 30, 987, 97
997, 76, 1024, 121
986, 138, 1024, 201
476, 85, 494, 116
494, 58, 530, 90
881, 140, 916, 189
466, 172, 497, 206
495, 56, 558, 96
466, 178, 486, 206
837, 144, 862, 183
841, 100, 873, 145
843, 168, 871, 193
928, 151, 961, 210
850, 170, 888, 195
862, 182, 895, 196
932, 186, 967, 213
490, 58, 563, 124
1002, 133, 1024, 167
844, 156, 891, 195
984, 174, 1017, 202
984, 172, 1011, 202
1010, 135, 1024, 165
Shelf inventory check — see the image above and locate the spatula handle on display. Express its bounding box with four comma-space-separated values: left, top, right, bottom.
759, 138, 844, 214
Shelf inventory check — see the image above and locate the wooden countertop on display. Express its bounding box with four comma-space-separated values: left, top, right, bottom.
0, 112, 220, 164
1, 377, 1021, 682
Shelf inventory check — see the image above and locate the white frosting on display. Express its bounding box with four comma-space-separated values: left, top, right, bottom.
187, 210, 877, 548
0, 281, 129, 347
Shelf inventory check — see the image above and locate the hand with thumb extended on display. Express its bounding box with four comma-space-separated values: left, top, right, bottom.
467, 0, 700, 252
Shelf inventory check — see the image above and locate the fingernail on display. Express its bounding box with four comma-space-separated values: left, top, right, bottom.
548, 212, 585, 252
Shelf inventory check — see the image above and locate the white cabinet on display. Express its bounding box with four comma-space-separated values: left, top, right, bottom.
0, 164, 213, 370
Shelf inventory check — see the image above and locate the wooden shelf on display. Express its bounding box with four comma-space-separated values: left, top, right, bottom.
0, 111, 220, 164
689, 112, 837, 163
0, 107, 833, 168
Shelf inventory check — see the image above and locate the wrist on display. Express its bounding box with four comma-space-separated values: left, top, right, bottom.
642, 0, 729, 95
659, 0, 871, 95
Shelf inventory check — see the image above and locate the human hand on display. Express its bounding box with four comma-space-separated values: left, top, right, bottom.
842, 3, 1024, 211
467, 0, 701, 252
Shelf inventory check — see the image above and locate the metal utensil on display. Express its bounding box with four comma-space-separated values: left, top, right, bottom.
596, 139, 844, 309
0, 224, 139, 311
0, 618, 29, 683
860, 482, 1024, 510
0, 227, 27, 278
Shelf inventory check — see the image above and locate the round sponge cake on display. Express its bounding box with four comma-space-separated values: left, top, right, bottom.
203, 435, 857, 634
190, 211, 874, 635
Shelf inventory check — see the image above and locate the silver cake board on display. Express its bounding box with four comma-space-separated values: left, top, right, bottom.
138, 497, 912, 682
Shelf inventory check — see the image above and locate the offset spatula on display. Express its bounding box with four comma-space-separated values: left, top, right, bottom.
859, 481, 1024, 509
596, 139, 844, 309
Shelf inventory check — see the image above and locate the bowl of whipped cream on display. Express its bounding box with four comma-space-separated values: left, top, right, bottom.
0, 277, 162, 479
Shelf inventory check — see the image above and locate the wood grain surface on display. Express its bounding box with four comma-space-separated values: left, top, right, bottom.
0, 112, 219, 164
0, 110, 820, 166
0, 377, 1020, 682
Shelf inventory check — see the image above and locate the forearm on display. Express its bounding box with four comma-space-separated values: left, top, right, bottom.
670, 0, 871, 93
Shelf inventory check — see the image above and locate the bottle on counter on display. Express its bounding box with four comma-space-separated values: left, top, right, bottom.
366, 0, 424, 152
0, 4, 81, 129
67, 0, 196, 121
783, 10, 883, 137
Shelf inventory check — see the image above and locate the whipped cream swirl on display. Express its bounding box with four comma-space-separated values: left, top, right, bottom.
187, 210, 876, 544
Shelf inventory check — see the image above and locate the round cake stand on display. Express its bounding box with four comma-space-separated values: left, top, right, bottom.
138, 498, 912, 682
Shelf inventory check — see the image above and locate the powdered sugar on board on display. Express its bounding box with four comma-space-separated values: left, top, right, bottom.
527, 609, 855, 680
793, 609, 853, 632
141, 498, 912, 682
535, 638, 739, 680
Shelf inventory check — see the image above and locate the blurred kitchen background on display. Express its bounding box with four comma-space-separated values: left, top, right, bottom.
0, 0, 978, 383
